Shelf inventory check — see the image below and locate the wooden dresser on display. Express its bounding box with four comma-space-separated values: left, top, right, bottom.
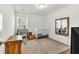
5, 36, 22, 54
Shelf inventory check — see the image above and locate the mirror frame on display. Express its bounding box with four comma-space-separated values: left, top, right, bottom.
55, 17, 69, 36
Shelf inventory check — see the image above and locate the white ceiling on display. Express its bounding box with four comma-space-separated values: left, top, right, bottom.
13, 4, 70, 15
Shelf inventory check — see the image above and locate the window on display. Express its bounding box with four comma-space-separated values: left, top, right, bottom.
16, 16, 28, 29
16, 16, 28, 35
0, 14, 2, 31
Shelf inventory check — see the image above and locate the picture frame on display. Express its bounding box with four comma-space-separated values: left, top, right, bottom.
55, 17, 69, 36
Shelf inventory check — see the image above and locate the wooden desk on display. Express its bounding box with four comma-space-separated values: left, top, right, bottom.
5, 36, 22, 54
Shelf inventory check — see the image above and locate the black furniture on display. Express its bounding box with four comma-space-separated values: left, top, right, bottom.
37, 34, 49, 39
71, 27, 79, 54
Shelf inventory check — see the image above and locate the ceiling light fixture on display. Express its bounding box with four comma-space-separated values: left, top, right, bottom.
37, 4, 47, 8
21, 9, 26, 11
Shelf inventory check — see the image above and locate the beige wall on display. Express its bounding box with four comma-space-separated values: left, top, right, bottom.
0, 4, 15, 41
15, 12, 49, 34
46, 5, 79, 45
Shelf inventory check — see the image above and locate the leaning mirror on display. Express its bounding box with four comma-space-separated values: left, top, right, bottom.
55, 17, 69, 36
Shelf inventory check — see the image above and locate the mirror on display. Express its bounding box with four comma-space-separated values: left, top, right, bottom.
55, 17, 69, 36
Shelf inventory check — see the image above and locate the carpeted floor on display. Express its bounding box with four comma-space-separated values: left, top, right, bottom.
21, 38, 70, 54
